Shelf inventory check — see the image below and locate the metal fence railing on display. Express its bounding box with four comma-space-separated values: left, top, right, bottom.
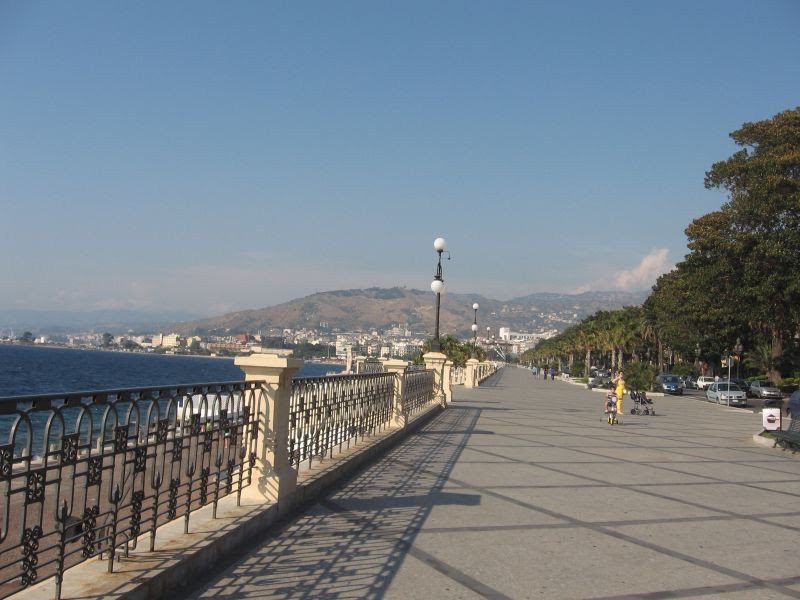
0, 364, 443, 599
0, 381, 261, 600
287, 373, 395, 469
402, 370, 436, 416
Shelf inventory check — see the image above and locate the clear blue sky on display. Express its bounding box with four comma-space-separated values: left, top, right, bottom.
1, 1, 798, 317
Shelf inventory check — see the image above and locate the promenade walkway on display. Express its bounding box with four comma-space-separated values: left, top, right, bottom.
178, 367, 800, 600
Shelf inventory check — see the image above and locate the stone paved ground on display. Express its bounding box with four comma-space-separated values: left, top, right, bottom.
178, 367, 800, 600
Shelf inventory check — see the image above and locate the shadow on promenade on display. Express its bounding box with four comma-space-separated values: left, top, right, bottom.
180, 402, 484, 599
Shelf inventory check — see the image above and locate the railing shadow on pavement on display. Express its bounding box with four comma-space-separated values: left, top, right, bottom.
178, 404, 484, 600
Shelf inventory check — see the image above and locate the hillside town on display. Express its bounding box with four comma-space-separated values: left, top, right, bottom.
0, 321, 561, 362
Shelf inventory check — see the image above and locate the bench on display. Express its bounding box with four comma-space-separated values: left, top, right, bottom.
774, 418, 800, 451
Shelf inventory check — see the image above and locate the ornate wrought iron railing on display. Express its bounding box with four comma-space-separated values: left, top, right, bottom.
402, 370, 436, 416
0, 381, 261, 600
359, 361, 385, 374
287, 373, 395, 469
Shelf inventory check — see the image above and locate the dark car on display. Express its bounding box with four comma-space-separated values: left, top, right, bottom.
724, 378, 750, 396
587, 374, 612, 389
679, 375, 697, 389
656, 374, 683, 395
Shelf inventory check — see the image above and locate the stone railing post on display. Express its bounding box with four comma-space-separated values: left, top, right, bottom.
234, 353, 304, 507
423, 351, 447, 407
383, 359, 408, 428
345, 346, 353, 373
443, 360, 453, 403
465, 358, 478, 389
354, 356, 367, 374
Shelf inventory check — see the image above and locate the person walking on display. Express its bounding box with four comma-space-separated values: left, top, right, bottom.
612, 370, 626, 419
549, 366, 556, 381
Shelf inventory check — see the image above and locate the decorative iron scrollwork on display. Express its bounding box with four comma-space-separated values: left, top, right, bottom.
168, 478, 180, 520
130, 491, 144, 536
25, 470, 45, 505
82, 505, 99, 558
87, 456, 103, 486
220, 409, 229, 432
202, 431, 213, 454
172, 435, 184, 462
0, 444, 12, 480
200, 467, 210, 505
60, 434, 79, 465
226, 458, 235, 494
156, 419, 169, 443
114, 426, 128, 453
134, 447, 147, 473
21, 525, 43, 586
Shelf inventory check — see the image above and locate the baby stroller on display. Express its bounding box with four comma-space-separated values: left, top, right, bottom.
630, 390, 655, 415
605, 391, 618, 425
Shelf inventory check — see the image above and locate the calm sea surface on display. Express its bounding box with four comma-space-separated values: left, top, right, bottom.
0, 344, 343, 397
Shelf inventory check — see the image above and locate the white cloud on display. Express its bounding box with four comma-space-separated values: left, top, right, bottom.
613, 248, 672, 291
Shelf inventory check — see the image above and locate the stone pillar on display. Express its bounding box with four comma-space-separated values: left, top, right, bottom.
354, 356, 367, 374
465, 358, 479, 389
443, 360, 453, 403
423, 351, 448, 407
382, 359, 408, 428
234, 353, 304, 506
345, 346, 353, 373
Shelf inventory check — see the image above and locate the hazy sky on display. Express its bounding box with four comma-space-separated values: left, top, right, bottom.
2, 1, 799, 317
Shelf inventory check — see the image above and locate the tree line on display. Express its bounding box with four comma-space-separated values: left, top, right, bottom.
522, 107, 800, 387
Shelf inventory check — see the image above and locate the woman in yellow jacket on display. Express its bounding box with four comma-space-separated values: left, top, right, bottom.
612, 370, 625, 417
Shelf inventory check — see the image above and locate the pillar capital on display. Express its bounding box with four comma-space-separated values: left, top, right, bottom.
382, 359, 408, 375
235, 353, 304, 384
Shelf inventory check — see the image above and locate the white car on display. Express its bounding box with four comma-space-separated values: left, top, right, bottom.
696, 376, 716, 390
706, 382, 747, 406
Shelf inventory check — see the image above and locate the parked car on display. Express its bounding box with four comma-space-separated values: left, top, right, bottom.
706, 382, 747, 406
749, 380, 783, 400
696, 376, 716, 390
655, 374, 683, 395
587, 374, 612, 389
679, 375, 697, 389
724, 378, 750, 396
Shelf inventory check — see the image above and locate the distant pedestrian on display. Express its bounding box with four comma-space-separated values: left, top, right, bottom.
542, 368, 547, 381
549, 366, 556, 381
532, 366, 538, 378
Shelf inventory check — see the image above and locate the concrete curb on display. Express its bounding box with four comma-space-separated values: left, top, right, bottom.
751, 431, 778, 448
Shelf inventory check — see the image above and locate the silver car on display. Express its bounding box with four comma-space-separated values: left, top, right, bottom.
706, 382, 747, 406
749, 380, 782, 399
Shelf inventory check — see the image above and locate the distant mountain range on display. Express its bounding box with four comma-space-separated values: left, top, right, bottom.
0, 288, 649, 337
170, 287, 649, 337
0, 309, 202, 335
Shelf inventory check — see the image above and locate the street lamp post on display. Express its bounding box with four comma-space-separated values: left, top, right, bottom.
735, 337, 743, 378
471, 303, 479, 358
430, 237, 447, 352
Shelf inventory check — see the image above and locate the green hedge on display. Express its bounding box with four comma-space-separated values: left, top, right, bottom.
623, 362, 658, 392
